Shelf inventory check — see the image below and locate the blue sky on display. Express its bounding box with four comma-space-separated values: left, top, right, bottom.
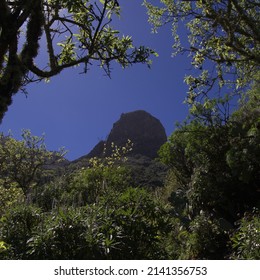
0, 1, 191, 160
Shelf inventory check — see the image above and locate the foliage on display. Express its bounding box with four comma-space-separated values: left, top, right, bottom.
31, 175, 68, 212
56, 140, 133, 206
97, 187, 171, 259
1, 0, 258, 260
0, 184, 24, 215
230, 210, 260, 260
62, 164, 131, 206
0, 240, 10, 259
159, 76, 260, 222
0, 0, 157, 121
0, 129, 65, 197
0, 132, 173, 260
0, 187, 170, 260
27, 207, 99, 260
0, 241, 7, 253
183, 212, 229, 260
156, 73, 260, 259
123, 155, 168, 190
227, 74, 260, 185
144, 0, 260, 105
1, 93, 259, 259
0, 204, 42, 259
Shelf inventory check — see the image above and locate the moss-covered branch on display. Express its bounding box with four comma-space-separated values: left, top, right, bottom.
0, 0, 155, 122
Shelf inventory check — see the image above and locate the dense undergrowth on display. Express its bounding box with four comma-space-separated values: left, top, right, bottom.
0, 78, 259, 260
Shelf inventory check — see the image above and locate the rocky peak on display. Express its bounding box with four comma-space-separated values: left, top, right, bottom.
88, 110, 167, 158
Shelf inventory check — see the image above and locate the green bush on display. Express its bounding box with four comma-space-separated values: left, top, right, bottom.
182, 212, 229, 259
26, 207, 103, 259
64, 165, 130, 205
99, 187, 171, 259
230, 211, 260, 260
33, 175, 69, 211
0, 204, 42, 259
0, 184, 24, 215
0, 241, 10, 259
25, 187, 171, 260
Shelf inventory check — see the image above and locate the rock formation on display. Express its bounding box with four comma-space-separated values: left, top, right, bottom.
88, 110, 167, 158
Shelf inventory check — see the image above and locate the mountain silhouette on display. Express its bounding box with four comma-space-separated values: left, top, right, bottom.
87, 110, 167, 158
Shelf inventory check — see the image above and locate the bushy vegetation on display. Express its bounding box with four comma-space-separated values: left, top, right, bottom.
157, 75, 260, 260
0, 138, 172, 260
0, 79, 259, 259
0, 1, 259, 260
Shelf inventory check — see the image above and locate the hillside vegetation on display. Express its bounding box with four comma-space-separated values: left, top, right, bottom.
0, 77, 259, 259
0, 0, 259, 260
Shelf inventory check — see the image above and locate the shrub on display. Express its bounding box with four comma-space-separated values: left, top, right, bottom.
26, 187, 171, 260
0, 204, 42, 259
230, 210, 260, 259
100, 187, 171, 259
182, 212, 229, 259
26, 208, 102, 260
0, 184, 24, 215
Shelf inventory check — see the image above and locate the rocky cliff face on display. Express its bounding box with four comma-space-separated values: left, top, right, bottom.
88, 110, 167, 158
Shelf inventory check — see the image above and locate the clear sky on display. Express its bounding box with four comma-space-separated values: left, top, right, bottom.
0, 1, 191, 160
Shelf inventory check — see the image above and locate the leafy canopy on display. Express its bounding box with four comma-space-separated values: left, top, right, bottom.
0, 129, 65, 197
0, 0, 156, 121
144, 0, 260, 104
159, 74, 260, 223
